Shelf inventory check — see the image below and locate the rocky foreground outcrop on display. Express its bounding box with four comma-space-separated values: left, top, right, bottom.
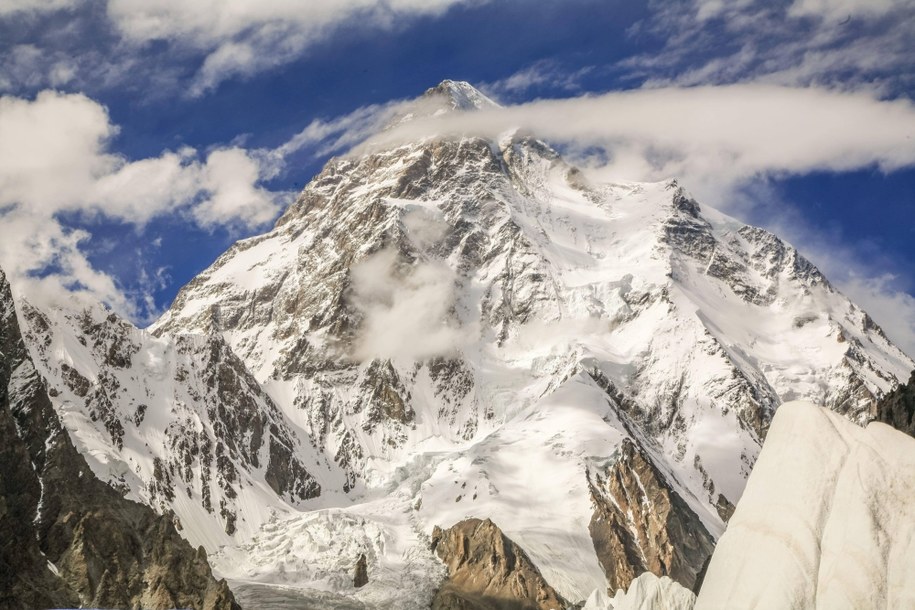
587, 439, 715, 593
430, 518, 567, 610
0, 268, 239, 610
875, 370, 915, 437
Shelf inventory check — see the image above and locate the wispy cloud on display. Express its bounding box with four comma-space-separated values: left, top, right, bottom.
623, 0, 915, 95
349, 248, 477, 361
480, 60, 593, 102
352, 84, 915, 201
106, 0, 482, 96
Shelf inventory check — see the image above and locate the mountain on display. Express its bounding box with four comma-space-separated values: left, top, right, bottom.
10, 80, 914, 606
0, 268, 239, 609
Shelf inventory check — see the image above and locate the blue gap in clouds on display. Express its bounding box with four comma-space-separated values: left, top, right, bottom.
58, 213, 243, 323
764, 168, 915, 289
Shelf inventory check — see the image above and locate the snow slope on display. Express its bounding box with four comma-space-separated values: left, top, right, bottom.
695, 401, 915, 609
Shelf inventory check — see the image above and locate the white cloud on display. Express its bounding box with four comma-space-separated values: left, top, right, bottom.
0, 0, 80, 17
349, 248, 475, 361
193, 148, 283, 228
106, 0, 479, 95
625, 0, 915, 93
277, 100, 411, 159
0, 90, 284, 320
788, 0, 909, 21
353, 84, 915, 203
481, 60, 593, 101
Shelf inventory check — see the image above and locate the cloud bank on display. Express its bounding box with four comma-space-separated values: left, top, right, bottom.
0, 90, 283, 319
349, 248, 475, 361
344, 83, 915, 200
106, 0, 479, 96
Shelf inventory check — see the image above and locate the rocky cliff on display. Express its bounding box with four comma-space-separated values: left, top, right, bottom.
587, 439, 715, 592
430, 518, 566, 610
875, 370, 915, 436
0, 267, 239, 610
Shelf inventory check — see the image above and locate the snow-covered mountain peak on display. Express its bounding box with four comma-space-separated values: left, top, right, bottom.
423, 79, 500, 112
15, 90, 915, 606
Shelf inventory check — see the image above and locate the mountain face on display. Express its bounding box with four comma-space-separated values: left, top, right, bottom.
0, 268, 239, 610
9, 81, 914, 606
430, 518, 566, 610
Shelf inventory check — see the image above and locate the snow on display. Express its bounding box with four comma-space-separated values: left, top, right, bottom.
581, 572, 696, 610
213, 496, 446, 610
695, 401, 915, 609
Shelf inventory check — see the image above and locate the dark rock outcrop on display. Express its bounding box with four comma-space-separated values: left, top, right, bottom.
0, 268, 239, 610
875, 370, 915, 437
353, 553, 368, 588
430, 518, 566, 610
587, 439, 715, 593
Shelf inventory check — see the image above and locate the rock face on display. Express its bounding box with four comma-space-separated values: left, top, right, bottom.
0, 268, 239, 610
587, 439, 715, 592
875, 370, 915, 436
695, 402, 915, 609
354, 553, 369, 588
430, 518, 566, 610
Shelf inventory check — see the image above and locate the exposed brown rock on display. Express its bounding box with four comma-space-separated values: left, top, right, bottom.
354, 553, 368, 588
430, 518, 566, 610
714, 494, 735, 523
587, 439, 715, 593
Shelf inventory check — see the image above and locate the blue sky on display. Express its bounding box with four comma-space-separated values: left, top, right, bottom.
1, 0, 914, 352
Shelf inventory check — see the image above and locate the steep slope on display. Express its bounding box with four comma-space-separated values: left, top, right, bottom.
13, 81, 913, 605
695, 401, 915, 609
0, 267, 239, 609
587, 439, 715, 591
17, 291, 334, 551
